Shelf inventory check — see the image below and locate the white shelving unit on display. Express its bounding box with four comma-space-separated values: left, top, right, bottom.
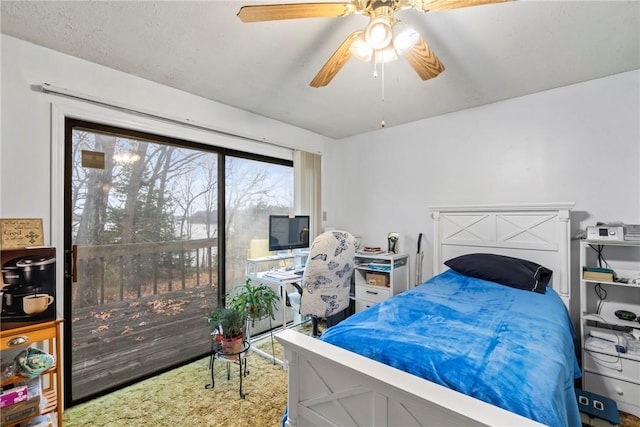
579, 239, 640, 417
353, 252, 409, 313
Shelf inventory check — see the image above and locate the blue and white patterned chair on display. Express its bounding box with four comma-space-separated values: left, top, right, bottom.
289, 230, 356, 337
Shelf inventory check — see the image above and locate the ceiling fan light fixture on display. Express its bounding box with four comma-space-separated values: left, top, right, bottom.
350, 33, 373, 61
365, 16, 393, 50
392, 21, 419, 55
374, 45, 398, 63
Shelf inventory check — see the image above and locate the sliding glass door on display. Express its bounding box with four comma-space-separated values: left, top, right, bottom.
224, 155, 294, 285
64, 119, 293, 405
224, 156, 295, 334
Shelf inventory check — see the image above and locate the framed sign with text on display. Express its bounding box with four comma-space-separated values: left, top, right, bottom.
0, 218, 45, 249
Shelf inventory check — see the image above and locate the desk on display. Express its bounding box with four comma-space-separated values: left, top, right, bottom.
246, 252, 309, 277
205, 338, 251, 399
246, 252, 309, 365
244, 271, 304, 365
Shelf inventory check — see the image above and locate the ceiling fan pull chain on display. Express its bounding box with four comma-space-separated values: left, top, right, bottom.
381, 61, 385, 101
381, 61, 386, 128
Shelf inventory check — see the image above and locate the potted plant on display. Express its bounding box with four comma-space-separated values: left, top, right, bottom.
227, 278, 280, 327
208, 307, 246, 354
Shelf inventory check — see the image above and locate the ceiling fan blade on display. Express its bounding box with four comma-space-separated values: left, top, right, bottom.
420, 0, 510, 12
310, 31, 362, 88
404, 37, 445, 81
237, 3, 355, 22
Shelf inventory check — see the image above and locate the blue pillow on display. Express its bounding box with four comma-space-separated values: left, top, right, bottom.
444, 253, 552, 293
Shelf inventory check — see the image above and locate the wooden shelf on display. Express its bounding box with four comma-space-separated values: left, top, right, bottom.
41, 388, 58, 416
1, 320, 63, 427
0, 365, 57, 388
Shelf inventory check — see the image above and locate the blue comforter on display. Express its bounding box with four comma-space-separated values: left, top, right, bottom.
321, 269, 582, 427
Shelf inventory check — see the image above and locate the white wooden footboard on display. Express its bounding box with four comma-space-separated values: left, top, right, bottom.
275, 329, 544, 427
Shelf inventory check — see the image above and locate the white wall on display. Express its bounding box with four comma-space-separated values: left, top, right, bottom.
324, 70, 640, 289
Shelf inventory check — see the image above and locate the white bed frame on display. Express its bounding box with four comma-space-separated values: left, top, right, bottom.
275, 203, 574, 427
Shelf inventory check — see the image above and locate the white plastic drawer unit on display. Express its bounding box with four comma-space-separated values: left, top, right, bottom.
355, 300, 374, 313
355, 284, 390, 303
583, 351, 640, 416
583, 372, 640, 414
354, 285, 390, 313
583, 351, 640, 382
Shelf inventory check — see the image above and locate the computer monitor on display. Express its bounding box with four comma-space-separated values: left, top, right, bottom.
268, 215, 310, 252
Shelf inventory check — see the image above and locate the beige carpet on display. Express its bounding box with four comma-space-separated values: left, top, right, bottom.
63, 336, 288, 427
620, 413, 640, 427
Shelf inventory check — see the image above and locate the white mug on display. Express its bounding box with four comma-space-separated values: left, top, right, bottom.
23, 294, 54, 315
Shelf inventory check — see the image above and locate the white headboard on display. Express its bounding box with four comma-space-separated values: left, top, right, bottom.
431, 203, 574, 309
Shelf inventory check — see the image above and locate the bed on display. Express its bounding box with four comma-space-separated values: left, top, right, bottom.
276, 203, 578, 427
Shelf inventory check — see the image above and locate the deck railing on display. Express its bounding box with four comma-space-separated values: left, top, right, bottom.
75, 238, 218, 306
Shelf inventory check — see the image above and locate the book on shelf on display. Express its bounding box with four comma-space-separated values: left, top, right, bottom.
582, 267, 615, 281
367, 263, 391, 271
583, 272, 614, 281
357, 246, 385, 255
366, 261, 404, 271
583, 267, 615, 274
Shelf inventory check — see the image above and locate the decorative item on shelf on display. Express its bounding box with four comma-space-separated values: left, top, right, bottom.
14, 347, 54, 378
227, 278, 280, 327
0, 218, 44, 250
353, 236, 363, 251
207, 307, 246, 354
387, 232, 399, 254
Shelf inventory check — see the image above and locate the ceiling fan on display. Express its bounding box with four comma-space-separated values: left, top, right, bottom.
237, 0, 510, 87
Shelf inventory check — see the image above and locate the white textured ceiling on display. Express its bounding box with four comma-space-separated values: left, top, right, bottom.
1, 1, 639, 139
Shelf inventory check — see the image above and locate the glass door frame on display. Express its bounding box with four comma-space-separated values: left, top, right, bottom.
62, 117, 293, 406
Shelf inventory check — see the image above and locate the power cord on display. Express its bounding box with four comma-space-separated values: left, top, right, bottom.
589, 244, 612, 269
590, 244, 611, 315
594, 284, 607, 315
585, 347, 623, 372
584, 314, 624, 372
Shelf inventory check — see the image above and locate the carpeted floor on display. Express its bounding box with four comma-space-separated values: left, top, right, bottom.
63, 331, 640, 427
63, 335, 288, 427
584, 412, 640, 427
617, 412, 640, 427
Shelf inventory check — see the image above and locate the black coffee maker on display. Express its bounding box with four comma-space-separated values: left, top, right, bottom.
1, 254, 56, 319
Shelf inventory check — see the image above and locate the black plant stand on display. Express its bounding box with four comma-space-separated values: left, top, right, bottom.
205, 339, 251, 399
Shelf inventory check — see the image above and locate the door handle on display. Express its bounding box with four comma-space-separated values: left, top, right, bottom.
66, 245, 78, 282
72, 244, 77, 282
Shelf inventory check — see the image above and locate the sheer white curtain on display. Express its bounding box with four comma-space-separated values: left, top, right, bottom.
294, 151, 321, 240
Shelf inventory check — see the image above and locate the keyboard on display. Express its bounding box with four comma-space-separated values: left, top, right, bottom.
264, 271, 299, 280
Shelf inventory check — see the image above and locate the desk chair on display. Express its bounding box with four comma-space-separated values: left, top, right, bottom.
288, 230, 356, 337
